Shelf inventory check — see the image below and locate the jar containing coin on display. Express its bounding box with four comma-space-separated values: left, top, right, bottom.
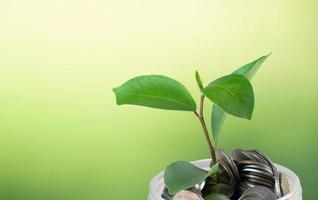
148, 158, 302, 200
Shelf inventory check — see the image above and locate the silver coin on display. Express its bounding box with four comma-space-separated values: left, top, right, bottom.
254, 150, 282, 198
217, 168, 231, 185
241, 168, 273, 177
173, 190, 204, 200
219, 160, 236, 187
243, 164, 274, 175
241, 174, 274, 185
241, 169, 274, 182
238, 183, 248, 193
237, 160, 272, 172
240, 180, 274, 192
216, 149, 240, 181
240, 181, 258, 189
232, 148, 255, 162
252, 150, 277, 173
241, 174, 274, 187
274, 172, 282, 198
250, 150, 270, 165
240, 186, 276, 200
194, 181, 206, 192
279, 172, 290, 196
246, 150, 262, 161
244, 178, 274, 188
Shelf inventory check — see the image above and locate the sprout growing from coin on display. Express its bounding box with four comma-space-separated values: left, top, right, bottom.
113, 54, 273, 199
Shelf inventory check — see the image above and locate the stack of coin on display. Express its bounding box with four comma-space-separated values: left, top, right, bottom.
232, 149, 282, 198
216, 149, 240, 187
239, 186, 276, 200
201, 149, 238, 198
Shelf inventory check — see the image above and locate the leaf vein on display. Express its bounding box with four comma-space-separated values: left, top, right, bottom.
118, 91, 193, 110
212, 84, 248, 116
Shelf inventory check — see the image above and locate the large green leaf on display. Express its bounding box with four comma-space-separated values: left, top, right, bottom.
164, 161, 209, 195
203, 74, 254, 119
113, 75, 196, 111
211, 54, 270, 142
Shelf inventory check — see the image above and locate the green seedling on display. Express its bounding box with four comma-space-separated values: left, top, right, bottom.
113, 54, 270, 196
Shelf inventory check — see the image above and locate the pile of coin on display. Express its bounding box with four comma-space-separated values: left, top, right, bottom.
232, 149, 282, 198
162, 149, 287, 200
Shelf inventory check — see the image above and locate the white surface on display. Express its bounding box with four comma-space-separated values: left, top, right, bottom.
148, 159, 302, 200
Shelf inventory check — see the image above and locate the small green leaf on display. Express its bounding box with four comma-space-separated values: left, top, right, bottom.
203, 74, 254, 119
113, 75, 196, 111
164, 161, 209, 195
195, 70, 204, 90
209, 163, 219, 176
211, 54, 270, 142
205, 193, 231, 200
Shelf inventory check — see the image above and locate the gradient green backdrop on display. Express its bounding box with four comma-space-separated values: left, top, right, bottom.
1, 0, 317, 199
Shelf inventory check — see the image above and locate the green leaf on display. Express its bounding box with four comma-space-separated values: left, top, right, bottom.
205, 193, 231, 200
164, 161, 209, 195
195, 70, 203, 90
209, 163, 219, 176
211, 54, 270, 142
233, 53, 271, 80
203, 74, 254, 119
211, 105, 227, 143
113, 75, 196, 111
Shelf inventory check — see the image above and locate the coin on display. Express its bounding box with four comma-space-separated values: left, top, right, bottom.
252, 150, 282, 198
219, 160, 236, 187
240, 181, 258, 189
234, 149, 279, 195
252, 150, 277, 173
239, 186, 276, 200
216, 150, 240, 181
245, 150, 262, 161
279, 173, 290, 196
207, 183, 234, 198
241, 174, 274, 185
232, 149, 255, 162
173, 190, 204, 200
274, 174, 282, 198
215, 165, 231, 186
204, 193, 231, 200
237, 160, 272, 172
244, 178, 274, 188
243, 164, 274, 175
194, 181, 206, 192
241, 174, 274, 186
162, 187, 173, 200
241, 168, 273, 178
250, 150, 270, 165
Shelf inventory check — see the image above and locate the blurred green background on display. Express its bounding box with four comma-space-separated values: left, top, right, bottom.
0, 0, 317, 199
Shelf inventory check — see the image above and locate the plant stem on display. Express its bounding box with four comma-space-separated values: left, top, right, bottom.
194, 95, 217, 164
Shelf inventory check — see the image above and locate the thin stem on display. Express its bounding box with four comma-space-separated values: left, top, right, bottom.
195, 95, 217, 164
